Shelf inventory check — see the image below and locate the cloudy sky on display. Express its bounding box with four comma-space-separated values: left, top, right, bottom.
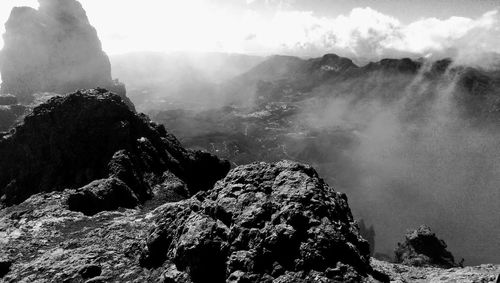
0, 0, 499, 60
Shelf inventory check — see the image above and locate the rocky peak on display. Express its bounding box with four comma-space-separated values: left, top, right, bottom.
395, 225, 459, 268
0, 0, 127, 106
313, 53, 358, 73
364, 58, 421, 74
0, 88, 230, 208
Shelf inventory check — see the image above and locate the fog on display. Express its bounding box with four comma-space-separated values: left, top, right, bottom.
110, 52, 264, 111
296, 64, 500, 264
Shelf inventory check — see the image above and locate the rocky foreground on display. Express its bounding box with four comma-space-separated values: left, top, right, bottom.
0, 90, 498, 282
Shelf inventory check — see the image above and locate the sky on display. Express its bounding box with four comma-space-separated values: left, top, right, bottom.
0, 0, 499, 60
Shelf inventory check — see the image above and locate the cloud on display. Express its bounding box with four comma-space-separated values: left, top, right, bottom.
245, 7, 500, 61
0, 1, 498, 62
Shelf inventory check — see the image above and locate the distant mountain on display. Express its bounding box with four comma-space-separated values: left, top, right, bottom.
110, 52, 264, 111
151, 53, 500, 265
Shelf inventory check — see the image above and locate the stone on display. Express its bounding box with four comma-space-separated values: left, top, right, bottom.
394, 225, 459, 268
67, 178, 139, 216
140, 161, 376, 282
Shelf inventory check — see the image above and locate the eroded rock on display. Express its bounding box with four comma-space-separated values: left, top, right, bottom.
66, 178, 139, 216
141, 160, 375, 282
394, 225, 458, 268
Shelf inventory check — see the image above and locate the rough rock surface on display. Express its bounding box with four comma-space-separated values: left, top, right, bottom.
394, 225, 458, 268
0, 0, 132, 109
140, 161, 382, 283
0, 89, 230, 209
0, 164, 497, 282
371, 259, 500, 283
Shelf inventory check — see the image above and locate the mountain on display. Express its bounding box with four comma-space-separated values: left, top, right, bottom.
110, 52, 264, 111
151, 54, 500, 265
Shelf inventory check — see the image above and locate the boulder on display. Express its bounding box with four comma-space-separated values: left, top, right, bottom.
140, 160, 375, 282
394, 225, 458, 268
66, 178, 139, 216
0, 89, 230, 209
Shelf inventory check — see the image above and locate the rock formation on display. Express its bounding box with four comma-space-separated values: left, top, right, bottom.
0, 88, 230, 209
0, 0, 132, 109
140, 161, 382, 283
394, 225, 459, 268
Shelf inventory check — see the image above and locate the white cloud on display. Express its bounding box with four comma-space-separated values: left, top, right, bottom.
0, 1, 498, 62
242, 7, 500, 61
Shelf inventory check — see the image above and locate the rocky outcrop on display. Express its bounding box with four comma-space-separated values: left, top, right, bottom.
394, 225, 459, 268
0, 0, 132, 109
1, 190, 498, 282
0, 88, 230, 209
140, 160, 383, 283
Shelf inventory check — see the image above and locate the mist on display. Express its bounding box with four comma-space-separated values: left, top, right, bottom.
296, 63, 500, 264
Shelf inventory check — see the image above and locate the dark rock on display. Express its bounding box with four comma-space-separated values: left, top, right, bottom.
394, 225, 458, 268
0, 0, 133, 110
78, 264, 102, 279
141, 160, 374, 282
67, 178, 139, 216
0, 259, 12, 278
365, 58, 421, 74
0, 89, 230, 209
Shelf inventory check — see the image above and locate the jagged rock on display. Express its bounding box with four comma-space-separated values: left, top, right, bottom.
140, 160, 377, 283
0, 164, 497, 282
0, 89, 230, 209
66, 178, 139, 216
0, 0, 133, 110
394, 225, 458, 268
